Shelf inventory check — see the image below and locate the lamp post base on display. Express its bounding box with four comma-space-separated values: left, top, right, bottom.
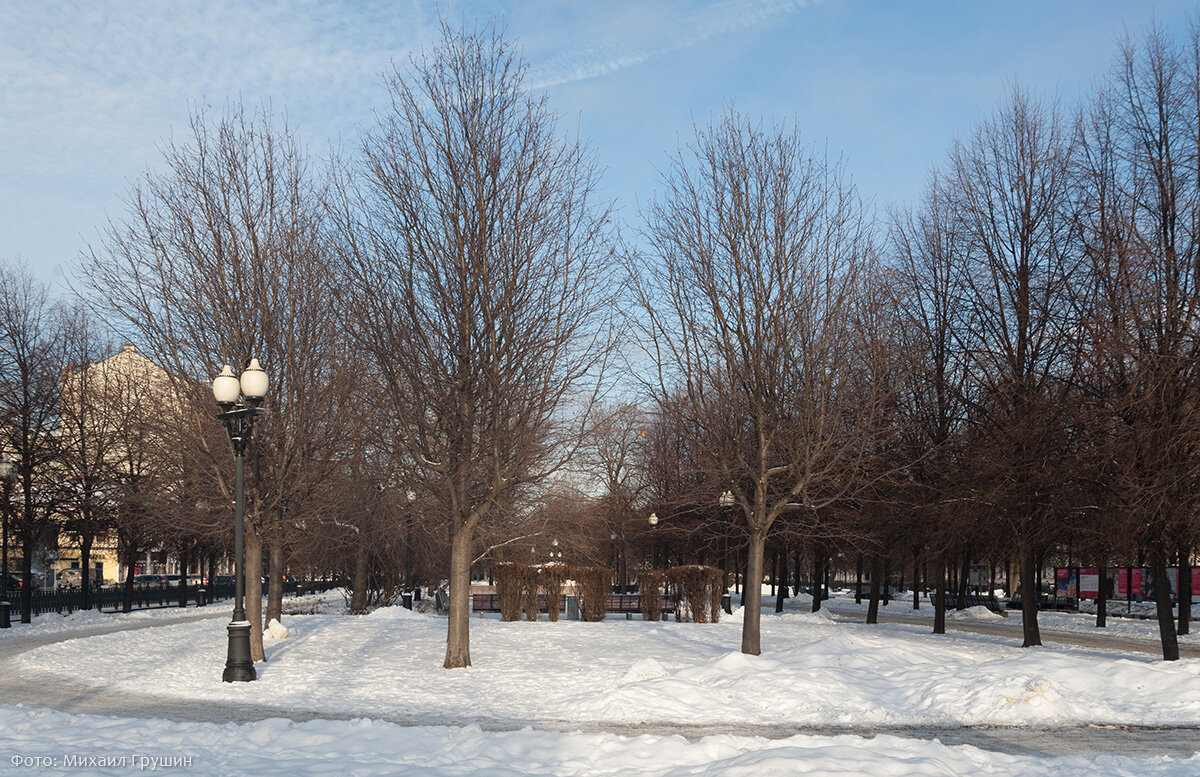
0, 601, 9, 629
721, 591, 732, 615
222, 621, 256, 682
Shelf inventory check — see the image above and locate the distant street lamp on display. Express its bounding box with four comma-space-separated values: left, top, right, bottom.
405, 489, 416, 591
0, 459, 13, 629
212, 358, 268, 683
719, 490, 735, 614
609, 532, 618, 589
648, 513, 659, 569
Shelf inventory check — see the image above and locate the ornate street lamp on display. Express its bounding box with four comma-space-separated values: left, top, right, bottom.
0, 459, 13, 629
719, 490, 735, 614
648, 513, 659, 569
405, 489, 416, 593
212, 358, 268, 683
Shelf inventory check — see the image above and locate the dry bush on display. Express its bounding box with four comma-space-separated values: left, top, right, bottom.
571, 565, 611, 622
539, 563, 569, 622
640, 570, 666, 621
668, 565, 723, 623
493, 562, 526, 622
520, 564, 541, 622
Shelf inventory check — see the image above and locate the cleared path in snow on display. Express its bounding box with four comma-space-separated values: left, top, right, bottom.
823, 603, 1200, 659
1, 609, 1198, 758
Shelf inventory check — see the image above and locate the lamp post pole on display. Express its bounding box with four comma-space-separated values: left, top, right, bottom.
405, 490, 415, 594
648, 513, 658, 570
719, 490, 734, 614
213, 359, 268, 683
0, 461, 12, 629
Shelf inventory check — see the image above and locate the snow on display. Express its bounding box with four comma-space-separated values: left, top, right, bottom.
0, 705, 1198, 776
16, 599, 1200, 728
0, 591, 343, 641
947, 605, 1004, 621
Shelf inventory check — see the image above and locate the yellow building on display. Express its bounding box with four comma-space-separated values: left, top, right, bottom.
54, 344, 178, 586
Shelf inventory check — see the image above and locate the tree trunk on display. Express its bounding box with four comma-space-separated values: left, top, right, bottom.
933, 555, 946, 634
811, 550, 822, 613
855, 554, 863, 605
121, 539, 138, 613
80, 533, 94, 611
19, 534, 33, 623
245, 523, 265, 662
1019, 542, 1041, 647
867, 555, 882, 624
1177, 547, 1190, 637
795, 549, 803, 599
1096, 561, 1108, 628
956, 553, 969, 610
350, 540, 368, 614
444, 522, 475, 668
881, 560, 890, 606
741, 532, 766, 655
774, 550, 786, 613
266, 532, 284, 624
178, 547, 189, 608
208, 554, 217, 605
1150, 545, 1179, 660
912, 549, 920, 610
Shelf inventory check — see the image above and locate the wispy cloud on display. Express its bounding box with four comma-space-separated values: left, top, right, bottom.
528, 0, 806, 90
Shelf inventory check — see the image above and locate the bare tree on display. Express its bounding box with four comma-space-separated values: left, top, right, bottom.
1076, 24, 1200, 660
891, 171, 972, 634
57, 308, 123, 610
0, 267, 66, 622
78, 103, 349, 660
329, 22, 616, 668
632, 111, 877, 655
947, 87, 1081, 648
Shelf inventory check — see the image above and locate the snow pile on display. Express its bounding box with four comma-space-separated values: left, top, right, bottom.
621, 657, 668, 683
948, 605, 1005, 621
265, 618, 288, 640
1, 704, 1198, 776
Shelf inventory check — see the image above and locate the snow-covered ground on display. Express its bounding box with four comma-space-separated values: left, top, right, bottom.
15, 601, 1200, 728
1, 705, 1198, 777
0, 591, 344, 640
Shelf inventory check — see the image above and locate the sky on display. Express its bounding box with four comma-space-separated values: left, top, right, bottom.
2, 0, 1197, 291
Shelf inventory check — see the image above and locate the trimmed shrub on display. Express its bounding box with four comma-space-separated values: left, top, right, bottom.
493, 562, 525, 622
571, 565, 611, 622
639, 570, 666, 621
520, 564, 541, 621
667, 565, 724, 623
540, 563, 569, 622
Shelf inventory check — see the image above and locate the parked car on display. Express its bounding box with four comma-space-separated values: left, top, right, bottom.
130, 574, 166, 587
3, 573, 23, 591
159, 574, 183, 587
56, 568, 82, 588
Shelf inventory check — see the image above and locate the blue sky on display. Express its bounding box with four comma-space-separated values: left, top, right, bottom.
2, 0, 1196, 288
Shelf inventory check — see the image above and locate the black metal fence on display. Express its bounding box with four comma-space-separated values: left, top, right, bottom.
18, 578, 341, 617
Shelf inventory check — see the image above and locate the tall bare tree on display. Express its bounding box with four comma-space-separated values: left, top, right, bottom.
78, 103, 349, 660
0, 267, 66, 622
633, 112, 877, 655
947, 88, 1081, 647
1077, 24, 1200, 660
891, 171, 971, 634
330, 23, 616, 668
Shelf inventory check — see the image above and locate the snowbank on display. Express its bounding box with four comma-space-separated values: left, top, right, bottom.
17, 602, 1200, 728
1, 705, 1198, 777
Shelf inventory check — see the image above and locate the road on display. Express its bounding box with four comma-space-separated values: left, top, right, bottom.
0, 607, 1198, 757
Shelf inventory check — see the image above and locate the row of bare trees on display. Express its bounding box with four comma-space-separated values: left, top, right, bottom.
6, 20, 1199, 669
